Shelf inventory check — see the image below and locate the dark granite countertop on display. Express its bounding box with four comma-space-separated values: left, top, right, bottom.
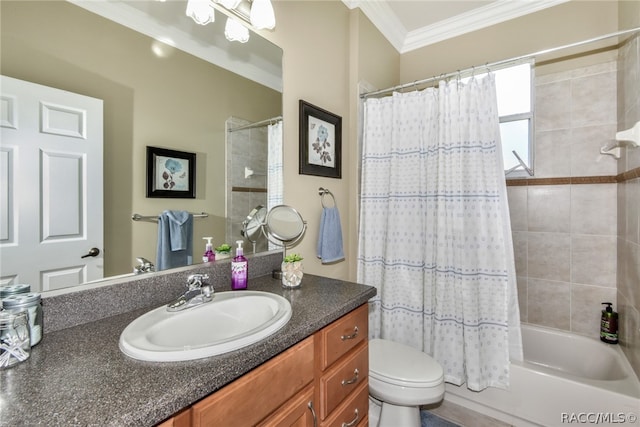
0, 274, 376, 427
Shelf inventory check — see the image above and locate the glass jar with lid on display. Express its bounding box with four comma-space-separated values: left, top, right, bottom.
0, 284, 30, 298
0, 310, 30, 368
1, 293, 42, 346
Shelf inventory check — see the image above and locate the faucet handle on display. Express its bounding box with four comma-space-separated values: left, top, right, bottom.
186, 274, 209, 289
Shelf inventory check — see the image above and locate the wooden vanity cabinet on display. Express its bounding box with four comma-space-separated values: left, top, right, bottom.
191, 336, 315, 427
157, 304, 369, 427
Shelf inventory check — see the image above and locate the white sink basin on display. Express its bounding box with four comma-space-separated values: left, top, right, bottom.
119, 291, 292, 362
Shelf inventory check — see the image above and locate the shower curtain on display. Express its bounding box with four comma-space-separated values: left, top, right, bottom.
357, 75, 522, 391
267, 121, 283, 210
267, 122, 283, 251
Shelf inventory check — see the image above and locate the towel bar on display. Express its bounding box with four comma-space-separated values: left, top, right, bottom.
132, 212, 208, 222
318, 187, 336, 208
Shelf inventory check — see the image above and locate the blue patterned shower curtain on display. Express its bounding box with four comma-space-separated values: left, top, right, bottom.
357, 75, 522, 391
267, 121, 283, 251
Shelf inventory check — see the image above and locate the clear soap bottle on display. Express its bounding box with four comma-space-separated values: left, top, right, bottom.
231, 240, 248, 290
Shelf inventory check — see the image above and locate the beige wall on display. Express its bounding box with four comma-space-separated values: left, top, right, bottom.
256, 2, 398, 282
0, 1, 281, 277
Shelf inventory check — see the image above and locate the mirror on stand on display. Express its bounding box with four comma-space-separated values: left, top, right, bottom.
241, 205, 306, 278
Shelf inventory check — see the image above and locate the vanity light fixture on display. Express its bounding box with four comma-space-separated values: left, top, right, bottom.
218, 0, 243, 9
185, 0, 276, 42
186, 0, 215, 25
225, 17, 250, 43
249, 0, 275, 30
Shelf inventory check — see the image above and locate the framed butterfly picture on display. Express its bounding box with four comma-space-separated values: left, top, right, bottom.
299, 100, 342, 179
146, 146, 196, 198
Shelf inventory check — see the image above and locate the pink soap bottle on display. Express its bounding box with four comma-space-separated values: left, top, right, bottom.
202, 237, 215, 263
231, 240, 248, 290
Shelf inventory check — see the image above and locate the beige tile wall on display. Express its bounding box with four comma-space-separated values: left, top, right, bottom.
508, 59, 619, 337
511, 34, 640, 379
617, 34, 640, 378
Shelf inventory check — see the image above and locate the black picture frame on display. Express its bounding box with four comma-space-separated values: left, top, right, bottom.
146, 146, 196, 198
299, 100, 342, 179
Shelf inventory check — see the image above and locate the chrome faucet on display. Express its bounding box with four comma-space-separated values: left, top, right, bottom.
134, 257, 155, 274
167, 274, 214, 312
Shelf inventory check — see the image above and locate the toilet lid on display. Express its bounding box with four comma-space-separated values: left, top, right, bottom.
369, 339, 444, 388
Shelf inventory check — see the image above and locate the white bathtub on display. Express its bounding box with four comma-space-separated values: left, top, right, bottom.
445, 323, 640, 427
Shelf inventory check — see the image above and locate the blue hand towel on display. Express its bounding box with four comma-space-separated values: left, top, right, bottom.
317, 206, 345, 264
156, 210, 193, 271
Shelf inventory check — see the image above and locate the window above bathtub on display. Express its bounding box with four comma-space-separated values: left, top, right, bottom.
495, 60, 535, 178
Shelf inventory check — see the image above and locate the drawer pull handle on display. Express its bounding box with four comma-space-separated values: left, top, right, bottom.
341, 326, 359, 341
341, 409, 359, 427
308, 401, 318, 427
341, 368, 359, 386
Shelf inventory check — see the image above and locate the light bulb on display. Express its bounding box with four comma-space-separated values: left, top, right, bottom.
186, 0, 215, 25
217, 0, 242, 9
225, 17, 250, 43
250, 0, 275, 30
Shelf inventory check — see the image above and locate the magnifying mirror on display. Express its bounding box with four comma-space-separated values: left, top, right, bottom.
241, 205, 267, 253
241, 204, 306, 277
264, 205, 306, 244
263, 205, 306, 279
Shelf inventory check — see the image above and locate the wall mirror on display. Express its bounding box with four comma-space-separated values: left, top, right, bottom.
0, 0, 283, 294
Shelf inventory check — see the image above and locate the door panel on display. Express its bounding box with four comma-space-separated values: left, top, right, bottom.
0, 75, 103, 292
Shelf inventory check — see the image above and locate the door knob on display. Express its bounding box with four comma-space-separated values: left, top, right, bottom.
81, 247, 100, 258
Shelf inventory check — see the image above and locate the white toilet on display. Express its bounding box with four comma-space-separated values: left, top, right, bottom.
368, 339, 445, 427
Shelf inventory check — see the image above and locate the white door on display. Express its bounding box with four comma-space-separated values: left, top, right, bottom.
0, 75, 104, 292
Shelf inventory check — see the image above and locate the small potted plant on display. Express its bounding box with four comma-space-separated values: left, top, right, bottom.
215, 243, 232, 260
281, 253, 303, 288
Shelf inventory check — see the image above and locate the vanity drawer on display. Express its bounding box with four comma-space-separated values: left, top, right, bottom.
318, 304, 368, 370
321, 381, 369, 427
257, 384, 315, 427
319, 341, 368, 420
191, 336, 314, 427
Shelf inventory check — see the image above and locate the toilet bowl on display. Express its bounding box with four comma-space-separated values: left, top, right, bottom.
369, 339, 445, 427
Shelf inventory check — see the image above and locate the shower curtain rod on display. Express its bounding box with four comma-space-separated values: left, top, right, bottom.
360, 26, 640, 99
228, 115, 283, 132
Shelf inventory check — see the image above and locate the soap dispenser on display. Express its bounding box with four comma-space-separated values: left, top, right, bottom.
202, 237, 215, 263
231, 240, 248, 290
600, 302, 618, 344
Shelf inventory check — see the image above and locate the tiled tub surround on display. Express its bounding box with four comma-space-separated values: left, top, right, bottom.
507, 58, 621, 337
225, 116, 269, 254
1, 253, 376, 426
508, 33, 640, 379
618, 32, 640, 380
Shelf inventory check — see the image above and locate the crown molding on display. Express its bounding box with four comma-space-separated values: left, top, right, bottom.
402, 0, 570, 53
343, 0, 406, 52
345, 0, 570, 54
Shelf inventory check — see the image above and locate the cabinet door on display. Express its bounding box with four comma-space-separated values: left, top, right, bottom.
156, 408, 191, 427
191, 337, 314, 427
258, 384, 315, 427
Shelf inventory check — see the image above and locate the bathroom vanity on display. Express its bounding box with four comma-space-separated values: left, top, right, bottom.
0, 262, 376, 427
172, 304, 369, 427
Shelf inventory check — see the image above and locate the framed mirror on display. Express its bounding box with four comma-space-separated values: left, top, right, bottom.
0, 0, 282, 293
